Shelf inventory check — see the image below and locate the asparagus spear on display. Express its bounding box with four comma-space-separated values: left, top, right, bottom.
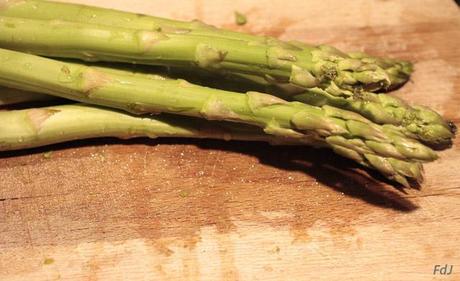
226, 73, 455, 146
0, 15, 358, 82
0, 103, 423, 187
0, 103, 303, 151
0, 15, 452, 146
0, 48, 435, 186
152, 67, 455, 147
0, 0, 412, 92
0, 13, 409, 102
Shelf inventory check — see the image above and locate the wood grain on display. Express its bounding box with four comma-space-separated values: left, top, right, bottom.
1, 0, 459, 280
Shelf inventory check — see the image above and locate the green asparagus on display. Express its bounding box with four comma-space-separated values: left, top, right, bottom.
0, 15, 379, 85
228, 73, 455, 146
0, 48, 435, 186
0, 103, 424, 188
0, 14, 452, 146
0, 0, 412, 92
0, 103, 304, 150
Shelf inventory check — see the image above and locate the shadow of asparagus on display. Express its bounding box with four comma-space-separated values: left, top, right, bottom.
0, 137, 418, 212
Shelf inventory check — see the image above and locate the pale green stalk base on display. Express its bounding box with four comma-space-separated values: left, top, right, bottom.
0, 48, 434, 186
0, 103, 302, 150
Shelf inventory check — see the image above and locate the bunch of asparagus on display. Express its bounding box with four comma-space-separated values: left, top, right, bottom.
0, 0, 455, 187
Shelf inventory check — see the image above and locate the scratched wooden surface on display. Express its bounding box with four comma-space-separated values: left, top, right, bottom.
1, 0, 459, 280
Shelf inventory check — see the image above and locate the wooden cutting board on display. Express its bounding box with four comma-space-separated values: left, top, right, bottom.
1, 0, 459, 280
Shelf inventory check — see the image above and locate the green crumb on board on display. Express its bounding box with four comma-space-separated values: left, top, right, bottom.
44, 258, 54, 265
43, 151, 53, 159
234, 11, 247, 25
179, 190, 189, 198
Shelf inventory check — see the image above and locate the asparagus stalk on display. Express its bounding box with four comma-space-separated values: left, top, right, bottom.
0, 103, 303, 151
0, 14, 408, 99
0, 103, 423, 188
0, 15, 351, 81
0, 48, 435, 186
0, 0, 412, 92
0, 15, 452, 146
